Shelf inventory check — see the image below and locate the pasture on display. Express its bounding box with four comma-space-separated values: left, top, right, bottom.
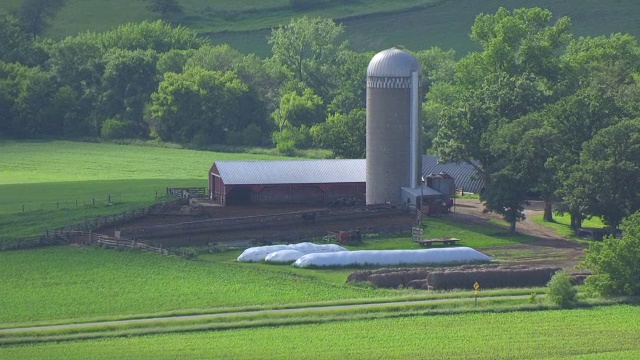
0, 213, 538, 325
0, 246, 396, 324
1, 306, 638, 359
0, 140, 289, 241
2, 0, 640, 56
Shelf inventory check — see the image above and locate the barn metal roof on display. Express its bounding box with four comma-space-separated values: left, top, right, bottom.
213, 156, 485, 193
367, 48, 422, 78
214, 159, 366, 185
422, 156, 485, 194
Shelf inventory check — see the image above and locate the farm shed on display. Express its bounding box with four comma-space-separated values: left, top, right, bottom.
209, 159, 367, 206
422, 156, 485, 194
209, 157, 482, 206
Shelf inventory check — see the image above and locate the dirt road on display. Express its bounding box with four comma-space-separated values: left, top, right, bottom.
451, 198, 587, 271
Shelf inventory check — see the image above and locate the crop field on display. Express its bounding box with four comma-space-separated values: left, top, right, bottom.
0, 246, 403, 325
1, 305, 638, 359
0, 211, 548, 326
2, 0, 639, 56
0, 140, 289, 241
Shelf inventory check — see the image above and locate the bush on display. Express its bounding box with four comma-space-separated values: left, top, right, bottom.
547, 270, 578, 308
100, 118, 132, 139
581, 211, 640, 296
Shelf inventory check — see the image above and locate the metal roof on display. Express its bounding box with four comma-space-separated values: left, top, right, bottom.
422, 156, 485, 194
214, 159, 366, 185
367, 48, 422, 78
401, 186, 442, 197
213, 156, 485, 193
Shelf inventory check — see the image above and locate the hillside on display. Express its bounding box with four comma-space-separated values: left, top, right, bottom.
2, 0, 639, 56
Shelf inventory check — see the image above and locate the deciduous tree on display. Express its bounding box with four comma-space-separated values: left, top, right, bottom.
18, 0, 65, 38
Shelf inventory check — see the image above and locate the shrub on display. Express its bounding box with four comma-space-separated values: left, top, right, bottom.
547, 270, 578, 308
581, 211, 640, 296
100, 118, 132, 139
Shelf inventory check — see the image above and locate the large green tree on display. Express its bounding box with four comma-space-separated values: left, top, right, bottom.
98, 49, 159, 137
18, 0, 65, 38
550, 33, 640, 227
148, 67, 249, 145
563, 120, 640, 230
268, 16, 346, 102
0, 11, 36, 64
429, 7, 572, 232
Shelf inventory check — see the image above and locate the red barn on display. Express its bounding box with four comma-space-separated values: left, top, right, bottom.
209, 159, 366, 206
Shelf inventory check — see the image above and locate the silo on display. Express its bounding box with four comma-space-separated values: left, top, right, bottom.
366, 48, 422, 205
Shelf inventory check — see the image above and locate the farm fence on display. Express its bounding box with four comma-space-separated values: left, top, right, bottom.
166, 187, 207, 199
1, 198, 186, 251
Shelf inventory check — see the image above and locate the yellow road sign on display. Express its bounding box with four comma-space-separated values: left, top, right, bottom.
474, 282, 480, 290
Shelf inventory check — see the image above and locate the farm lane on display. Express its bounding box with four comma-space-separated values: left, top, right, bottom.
0, 295, 534, 334
452, 198, 587, 271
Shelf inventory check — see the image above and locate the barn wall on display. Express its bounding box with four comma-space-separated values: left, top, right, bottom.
251, 183, 366, 206
257, 186, 324, 205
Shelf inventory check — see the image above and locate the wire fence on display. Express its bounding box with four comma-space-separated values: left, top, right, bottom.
7, 194, 125, 214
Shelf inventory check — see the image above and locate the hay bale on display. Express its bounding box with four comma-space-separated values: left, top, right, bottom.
346, 270, 376, 283
407, 279, 430, 290
367, 269, 431, 288
427, 267, 561, 290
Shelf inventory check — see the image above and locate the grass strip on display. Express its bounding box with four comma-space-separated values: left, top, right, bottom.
0, 297, 624, 346
0, 287, 548, 330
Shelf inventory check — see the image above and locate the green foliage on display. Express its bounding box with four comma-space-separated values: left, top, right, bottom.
100, 118, 131, 139
271, 88, 324, 130
582, 211, 640, 296
268, 16, 346, 101
100, 20, 204, 53
18, 0, 65, 38
563, 120, 640, 229
0, 11, 36, 64
547, 270, 578, 308
149, 67, 249, 144
311, 108, 365, 158
272, 126, 312, 154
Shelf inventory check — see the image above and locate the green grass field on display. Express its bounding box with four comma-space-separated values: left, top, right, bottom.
0, 246, 399, 324
0, 140, 290, 241
532, 213, 605, 240
1, 305, 638, 359
2, 0, 640, 56
0, 214, 533, 325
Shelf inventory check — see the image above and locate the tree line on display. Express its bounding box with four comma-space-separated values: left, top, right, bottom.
0, 7, 638, 231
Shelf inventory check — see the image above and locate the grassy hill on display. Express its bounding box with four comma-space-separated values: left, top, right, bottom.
2, 0, 640, 56
0, 140, 290, 241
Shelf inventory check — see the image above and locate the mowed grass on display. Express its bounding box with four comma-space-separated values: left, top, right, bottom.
0, 140, 289, 241
1, 305, 638, 359
532, 213, 605, 239
0, 246, 397, 324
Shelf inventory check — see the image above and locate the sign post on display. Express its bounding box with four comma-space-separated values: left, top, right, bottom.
473, 282, 480, 306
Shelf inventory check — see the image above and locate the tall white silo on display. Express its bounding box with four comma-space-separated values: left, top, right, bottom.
366, 48, 422, 205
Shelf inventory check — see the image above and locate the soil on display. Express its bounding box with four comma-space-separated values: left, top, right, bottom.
451, 198, 588, 273
102, 198, 588, 272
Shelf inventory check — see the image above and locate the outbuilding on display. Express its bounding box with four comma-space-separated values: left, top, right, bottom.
209, 159, 366, 206
208, 156, 483, 207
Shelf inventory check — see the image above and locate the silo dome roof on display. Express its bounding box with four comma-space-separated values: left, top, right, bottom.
367, 48, 422, 77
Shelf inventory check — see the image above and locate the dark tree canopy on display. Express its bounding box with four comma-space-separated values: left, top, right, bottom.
18, 0, 65, 38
